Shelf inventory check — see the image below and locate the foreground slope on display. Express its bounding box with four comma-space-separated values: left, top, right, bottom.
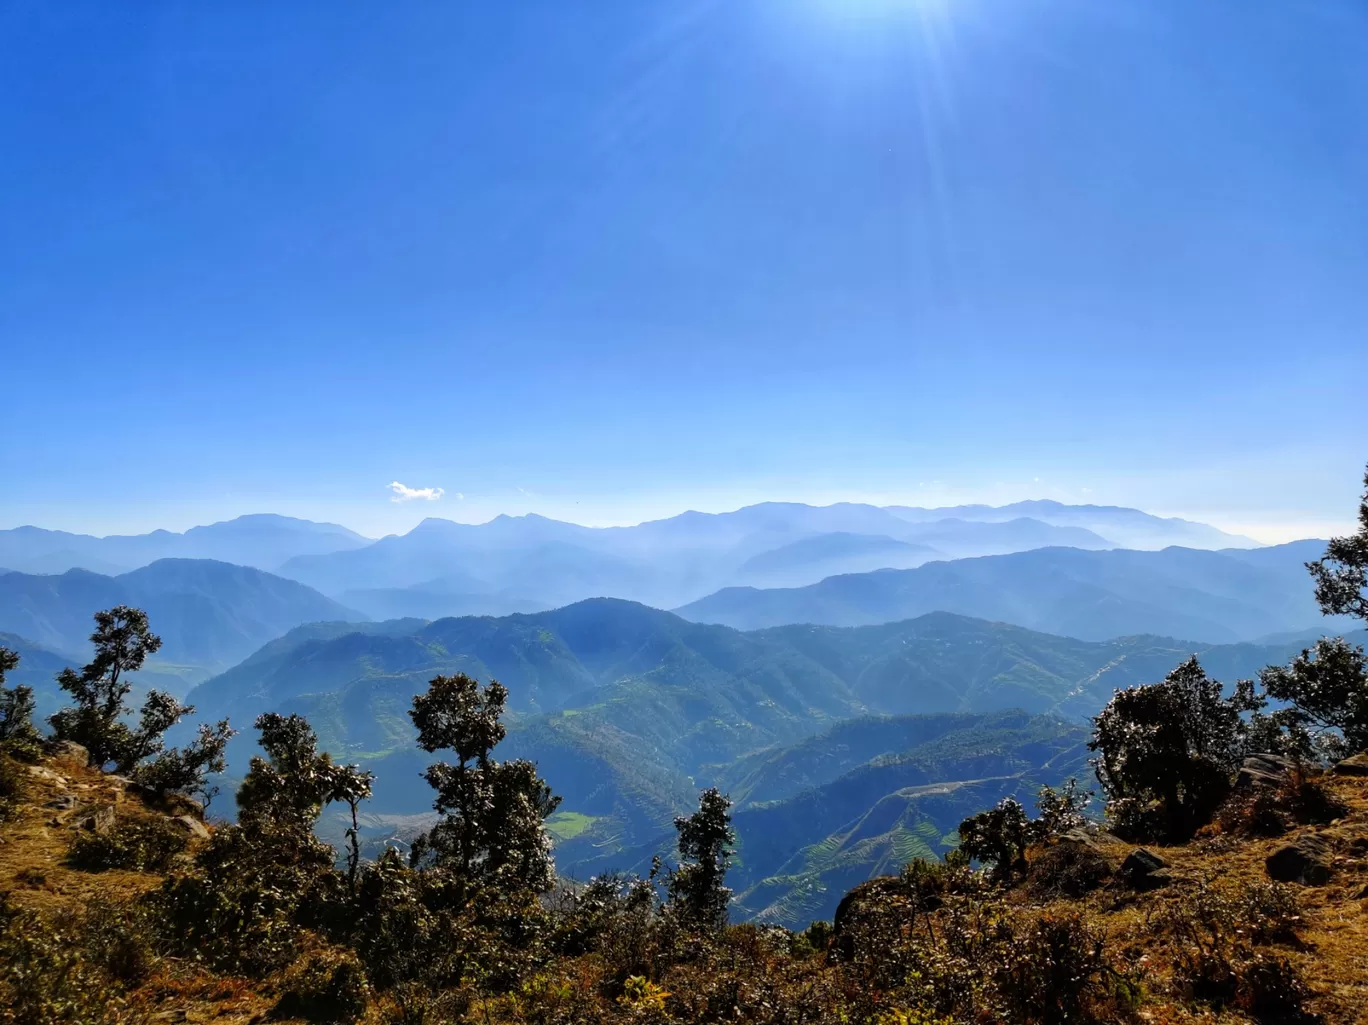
3, 743, 1367, 1022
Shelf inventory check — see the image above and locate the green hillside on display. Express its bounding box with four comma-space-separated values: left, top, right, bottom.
181, 601, 1331, 879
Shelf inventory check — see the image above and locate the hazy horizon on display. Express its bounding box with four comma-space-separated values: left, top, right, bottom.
0, 489, 1344, 548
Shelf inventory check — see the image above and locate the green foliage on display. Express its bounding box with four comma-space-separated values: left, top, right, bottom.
0, 646, 42, 761
958, 797, 1031, 881
1090, 656, 1261, 841
1034, 777, 1093, 836
151, 712, 348, 976
150, 818, 337, 975
668, 787, 735, 931
0, 894, 137, 1025
274, 947, 371, 1024
1308, 463, 1368, 625
68, 816, 188, 873
48, 605, 164, 768
132, 717, 237, 806
1261, 637, 1368, 759
409, 673, 560, 896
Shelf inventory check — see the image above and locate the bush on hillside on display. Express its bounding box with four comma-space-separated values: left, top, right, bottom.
69, 816, 188, 873
274, 947, 371, 1025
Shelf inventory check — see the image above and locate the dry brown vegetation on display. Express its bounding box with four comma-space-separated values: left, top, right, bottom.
4, 743, 1368, 1025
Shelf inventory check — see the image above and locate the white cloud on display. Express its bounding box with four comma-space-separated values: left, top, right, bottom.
389, 481, 447, 503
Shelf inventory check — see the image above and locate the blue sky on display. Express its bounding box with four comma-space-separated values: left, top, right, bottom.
2, 0, 1366, 541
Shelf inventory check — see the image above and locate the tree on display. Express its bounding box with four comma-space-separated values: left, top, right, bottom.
668, 787, 734, 931
154, 712, 355, 975
238, 712, 349, 831
1034, 778, 1093, 838
958, 797, 1032, 881
48, 605, 165, 767
408, 673, 561, 896
1254, 476, 1368, 761
0, 647, 41, 758
1090, 656, 1261, 840
116, 690, 194, 774
1308, 463, 1368, 624
331, 762, 375, 893
1260, 637, 1368, 759
133, 717, 237, 807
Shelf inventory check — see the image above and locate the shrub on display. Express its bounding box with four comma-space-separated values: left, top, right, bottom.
1024, 840, 1112, 898
0, 752, 26, 820
1034, 778, 1093, 838
1216, 767, 1347, 838
988, 912, 1115, 1025
958, 797, 1031, 881
57, 899, 159, 986
790, 919, 834, 958
0, 894, 134, 1025
149, 820, 336, 976
69, 816, 188, 873
1162, 881, 1318, 1022
274, 947, 371, 1024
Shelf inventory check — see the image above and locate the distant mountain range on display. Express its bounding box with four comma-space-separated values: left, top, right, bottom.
277, 502, 1252, 611
677, 540, 1339, 643
0, 501, 1260, 616
0, 514, 369, 576
0, 559, 365, 688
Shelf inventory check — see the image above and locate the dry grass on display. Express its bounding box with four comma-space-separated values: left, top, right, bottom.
5, 753, 1368, 1024
1001, 773, 1368, 1024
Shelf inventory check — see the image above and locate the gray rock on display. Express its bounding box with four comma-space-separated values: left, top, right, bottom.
44, 739, 89, 765
79, 805, 117, 833
26, 765, 67, 785
172, 815, 210, 840
1333, 752, 1368, 776
1119, 848, 1169, 890
1266, 834, 1333, 885
1237, 753, 1297, 790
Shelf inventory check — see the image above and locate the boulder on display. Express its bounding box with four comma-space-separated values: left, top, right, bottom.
79, 805, 117, 833
1118, 848, 1169, 890
172, 815, 210, 840
26, 765, 67, 786
1266, 834, 1333, 885
1236, 753, 1297, 790
44, 739, 90, 766
1333, 752, 1368, 777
